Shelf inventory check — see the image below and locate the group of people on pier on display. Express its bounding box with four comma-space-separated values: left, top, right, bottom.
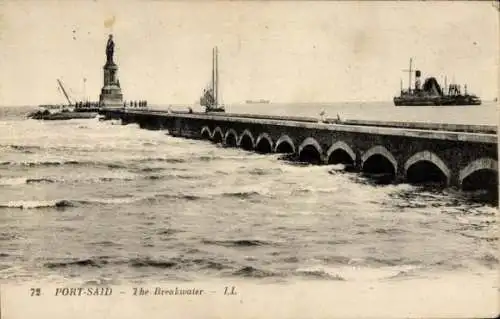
124, 100, 148, 108
75, 101, 100, 109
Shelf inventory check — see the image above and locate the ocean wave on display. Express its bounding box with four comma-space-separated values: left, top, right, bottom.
0, 195, 147, 209
382, 268, 422, 281
355, 257, 418, 267
143, 173, 198, 181
98, 177, 135, 182
150, 193, 205, 201
0, 159, 128, 169
198, 155, 221, 161
248, 167, 283, 175
202, 239, 271, 247
0, 175, 135, 186
0, 192, 210, 210
133, 256, 229, 271
0, 232, 22, 241
139, 167, 165, 173
327, 164, 347, 172
106, 163, 128, 169
156, 228, 184, 236
476, 252, 499, 268
45, 257, 109, 269
221, 191, 262, 199
136, 157, 186, 164
145, 175, 163, 180
144, 189, 270, 202
1, 144, 42, 154
232, 266, 281, 278
26, 178, 55, 184
129, 257, 177, 269
295, 269, 346, 280
0, 160, 83, 168
0, 177, 26, 186
372, 227, 406, 235
0, 199, 75, 209
89, 240, 122, 247
42, 256, 230, 271
79, 196, 144, 205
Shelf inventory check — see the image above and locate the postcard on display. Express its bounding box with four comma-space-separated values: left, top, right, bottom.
0, 1, 498, 318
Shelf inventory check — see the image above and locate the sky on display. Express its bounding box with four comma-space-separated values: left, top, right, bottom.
0, 0, 498, 106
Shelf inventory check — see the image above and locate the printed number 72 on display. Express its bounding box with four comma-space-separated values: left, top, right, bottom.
30, 288, 41, 296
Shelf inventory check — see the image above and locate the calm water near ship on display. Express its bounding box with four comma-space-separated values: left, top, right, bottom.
0, 103, 497, 290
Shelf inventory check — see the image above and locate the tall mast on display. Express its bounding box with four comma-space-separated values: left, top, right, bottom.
211, 48, 215, 97
83, 78, 87, 102
402, 58, 413, 92
215, 46, 219, 106
57, 79, 72, 106
210, 47, 214, 100
408, 58, 412, 92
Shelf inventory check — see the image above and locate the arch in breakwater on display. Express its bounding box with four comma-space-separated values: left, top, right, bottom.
361, 145, 397, 177
274, 135, 296, 154
201, 126, 211, 140
238, 129, 255, 151
212, 127, 223, 144
326, 141, 356, 165
255, 133, 274, 153
224, 129, 238, 147
459, 157, 498, 190
404, 151, 450, 185
298, 137, 323, 164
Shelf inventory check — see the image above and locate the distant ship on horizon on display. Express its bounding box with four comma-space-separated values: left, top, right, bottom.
393, 58, 481, 106
245, 99, 270, 104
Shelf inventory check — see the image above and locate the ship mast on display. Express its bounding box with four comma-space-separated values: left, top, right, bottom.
215, 46, 219, 107
83, 78, 87, 102
211, 47, 215, 104
402, 58, 413, 92
57, 79, 73, 106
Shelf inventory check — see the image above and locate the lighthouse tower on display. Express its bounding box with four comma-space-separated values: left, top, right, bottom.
99, 34, 123, 108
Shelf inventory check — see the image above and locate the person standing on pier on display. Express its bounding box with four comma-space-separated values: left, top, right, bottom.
319, 109, 327, 123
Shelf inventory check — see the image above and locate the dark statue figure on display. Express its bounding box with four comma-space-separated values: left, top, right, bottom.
106, 34, 114, 63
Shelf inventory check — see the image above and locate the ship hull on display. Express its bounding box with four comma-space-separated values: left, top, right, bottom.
28, 111, 98, 120
394, 96, 481, 106
206, 108, 225, 113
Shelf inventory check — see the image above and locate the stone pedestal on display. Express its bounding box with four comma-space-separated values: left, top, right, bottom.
99, 61, 123, 108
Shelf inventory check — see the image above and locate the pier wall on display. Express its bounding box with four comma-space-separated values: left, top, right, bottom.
102, 109, 498, 190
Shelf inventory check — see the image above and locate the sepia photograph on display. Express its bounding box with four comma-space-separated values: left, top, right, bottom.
0, 0, 498, 318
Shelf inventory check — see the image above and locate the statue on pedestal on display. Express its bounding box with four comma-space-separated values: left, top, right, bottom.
100, 34, 123, 108
106, 34, 115, 64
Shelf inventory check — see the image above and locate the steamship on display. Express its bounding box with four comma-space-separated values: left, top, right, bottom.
393, 58, 481, 106
28, 79, 99, 120
245, 99, 270, 104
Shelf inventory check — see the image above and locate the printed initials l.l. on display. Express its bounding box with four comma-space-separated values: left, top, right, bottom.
224, 286, 237, 295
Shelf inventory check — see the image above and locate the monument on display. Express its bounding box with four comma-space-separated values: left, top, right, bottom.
99, 34, 123, 108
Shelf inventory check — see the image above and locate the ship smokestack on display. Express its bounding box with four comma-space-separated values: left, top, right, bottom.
415, 70, 421, 91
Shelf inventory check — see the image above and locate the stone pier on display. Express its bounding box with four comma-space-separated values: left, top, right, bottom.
100, 108, 498, 192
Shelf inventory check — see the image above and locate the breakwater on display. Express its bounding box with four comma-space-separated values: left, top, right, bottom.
101, 108, 498, 192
